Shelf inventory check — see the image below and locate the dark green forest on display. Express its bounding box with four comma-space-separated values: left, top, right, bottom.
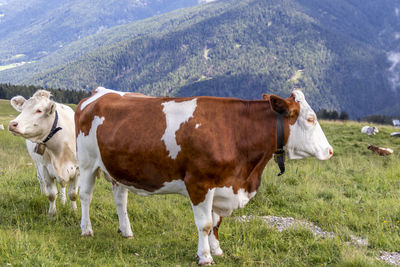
0, 84, 90, 104
1, 0, 400, 118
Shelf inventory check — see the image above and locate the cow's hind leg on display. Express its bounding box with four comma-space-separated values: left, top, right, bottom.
112, 183, 133, 238
190, 188, 215, 265
79, 168, 97, 236
67, 172, 78, 211
209, 211, 223, 256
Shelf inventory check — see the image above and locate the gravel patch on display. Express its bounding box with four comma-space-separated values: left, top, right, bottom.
235, 215, 400, 266
236, 215, 335, 239
378, 251, 400, 266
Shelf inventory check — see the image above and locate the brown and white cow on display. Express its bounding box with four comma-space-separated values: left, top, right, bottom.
367, 144, 393, 156
9, 90, 79, 215
75, 87, 333, 265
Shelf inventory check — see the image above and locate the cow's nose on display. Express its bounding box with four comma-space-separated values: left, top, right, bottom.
328, 147, 333, 157
8, 121, 18, 130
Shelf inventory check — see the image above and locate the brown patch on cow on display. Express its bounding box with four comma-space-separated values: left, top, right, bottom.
69, 194, 77, 202
212, 216, 223, 240
202, 223, 213, 236
48, 194, 56, 202
75, 93, 301, 206
367, 145, 393, 156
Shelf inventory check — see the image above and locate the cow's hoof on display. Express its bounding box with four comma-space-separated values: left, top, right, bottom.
81, 230, 94, 237
198, 256, 215, 266
70, 201, 78, 211
47, 210, 56, 218
212, 248, 224, 256
118, 228, 134, 239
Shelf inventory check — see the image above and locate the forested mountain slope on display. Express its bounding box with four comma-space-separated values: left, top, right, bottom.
0, 0, 198, 64
2, 0, 400, 118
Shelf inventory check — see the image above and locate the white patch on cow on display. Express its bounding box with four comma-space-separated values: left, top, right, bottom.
378, 147, 393, 154
116, 179, 189, 197
80, 87, 126, 111
77, 116, 107, 174
285, 90, 333, 161
212, 187, 256, 217
161, 98, 197, 159
381, 147, 394, 154
195, 123, 201, 129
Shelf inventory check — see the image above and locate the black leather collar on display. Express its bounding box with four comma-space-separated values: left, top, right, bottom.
275, 114, 285, 176
42, 110, 62, 143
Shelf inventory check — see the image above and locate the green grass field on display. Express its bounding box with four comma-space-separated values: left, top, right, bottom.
1, 99, 400, 266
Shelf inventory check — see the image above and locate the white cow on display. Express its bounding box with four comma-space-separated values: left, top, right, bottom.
9, 90, 79, 215
361, 126, 379, 135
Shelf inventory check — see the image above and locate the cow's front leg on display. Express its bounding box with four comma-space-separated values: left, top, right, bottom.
209, 211, 223, 256
36, 168, 47, 195
43, 172, 57, 216
79, 168, 96, 236
59, 185, 67, 205
190, 188, 215, 266
112, 183, 133, 238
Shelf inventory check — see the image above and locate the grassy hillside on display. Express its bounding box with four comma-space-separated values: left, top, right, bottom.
1, 99, 400, 266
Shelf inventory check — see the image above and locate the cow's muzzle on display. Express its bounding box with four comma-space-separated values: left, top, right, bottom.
8, 121, 20, 135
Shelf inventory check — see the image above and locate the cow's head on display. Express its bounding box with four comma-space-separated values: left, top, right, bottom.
8, 90, 57, 143
267, 90, 333, 160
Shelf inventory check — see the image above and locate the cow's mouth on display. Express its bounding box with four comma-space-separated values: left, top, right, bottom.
8, 128, 21, 136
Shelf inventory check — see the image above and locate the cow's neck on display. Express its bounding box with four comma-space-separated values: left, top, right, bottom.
42, 111, 63, 144
41, 112, 66, 156
239, 101, 283, 193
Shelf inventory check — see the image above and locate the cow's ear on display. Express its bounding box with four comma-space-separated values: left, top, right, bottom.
10, 96, 26, 112
46, 101, 56, 115
270, 95, 290, 116
262, 94, 270, 101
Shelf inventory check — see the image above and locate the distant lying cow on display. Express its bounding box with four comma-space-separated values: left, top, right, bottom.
367, 145, 393, 156
361, 126, 378, 135
9, 90, 79, 215
75, 87, 333, 265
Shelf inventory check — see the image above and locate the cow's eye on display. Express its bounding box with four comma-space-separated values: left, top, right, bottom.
36, 109, 42, 113
307, 117, 315, 124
